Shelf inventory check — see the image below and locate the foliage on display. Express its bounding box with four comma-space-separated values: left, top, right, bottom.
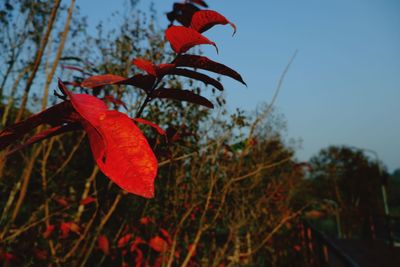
0, 0, 308, 266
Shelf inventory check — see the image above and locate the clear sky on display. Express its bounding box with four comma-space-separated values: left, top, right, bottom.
79, 0, 400, 172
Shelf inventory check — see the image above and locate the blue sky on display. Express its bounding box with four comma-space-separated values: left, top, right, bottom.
79, 0, 400, 172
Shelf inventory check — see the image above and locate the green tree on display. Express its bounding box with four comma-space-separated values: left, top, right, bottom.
309, 145, 387, 238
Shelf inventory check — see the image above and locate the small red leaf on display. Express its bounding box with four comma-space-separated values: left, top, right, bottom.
139, 217, 153, 225
165, 26, 217, 54
133, 118, 166, 136
159, 228, 172, 244
191, 10, 236, 35
117, 234, 133, 248
43, 224, 55, 239
132, 59, 176, 77
81, 74, 127, 88
80, 196, 96, 205
61, 65, 91, 75
173, 54, 246, 85
132, 58, 157, 76
149, 236, 169, 253
165, 68, 224, 91
98, 235, 110, 255
152, 88, 214, 108
60, 222, 80, 238
54, 197, 69, 207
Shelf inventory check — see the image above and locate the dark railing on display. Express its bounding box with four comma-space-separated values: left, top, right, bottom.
302, 220, 360, 267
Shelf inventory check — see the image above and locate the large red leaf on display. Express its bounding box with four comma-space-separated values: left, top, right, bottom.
59, 80, 158, 198
191, 10, 236, 35
152, 88, 213, 108
165, 68, 224, 91
93, 111, 157, 198
173, 54, 246, 85
165, 26, 217, 54
81, 74, 127, 88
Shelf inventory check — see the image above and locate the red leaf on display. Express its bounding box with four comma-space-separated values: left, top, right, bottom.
191, 10, 236, 35
149, 236, 169, 253
80, 196, 96, 205
98, 235, 110, 255
54, 197, 69, 207
173, 54, 246, 85
133, 118, 166, 135
59, 80, 158, 198
91, 111, 158, 197
43, 224, 55, 239
81, 74, 127, 88
60, 222, 80, 238
132, 58, 176, 77
159, 228, 172, 244
130, 237, 145, 252
152, 88, 213, 108
117, 234, 133, 248
139, 217, 153, 225
165, 26, 217, 54
165, 68, 224, 91
132, 58, 157, 76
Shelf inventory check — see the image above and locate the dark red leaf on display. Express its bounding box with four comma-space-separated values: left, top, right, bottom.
0, 102, 75, 151
165, 68, 224, 91
6, 123, 80, 156
191, 10, 236, 35
152, 88, 213, 108
61, 65, 91, 76
167, 3, 199, 27
173, 54, 246, 85
81, 74, 127, 88
149, 236, 169, 253
98, 235, 110, 255
80, 196, 96, 205
165, 26, 217, 54
189, 0, 208, 8
54, 197, 69, 207
133, 118, 166, 135
116, 74, 156, 92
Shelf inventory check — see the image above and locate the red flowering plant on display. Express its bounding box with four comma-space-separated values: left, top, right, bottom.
0, 1, 245, 199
